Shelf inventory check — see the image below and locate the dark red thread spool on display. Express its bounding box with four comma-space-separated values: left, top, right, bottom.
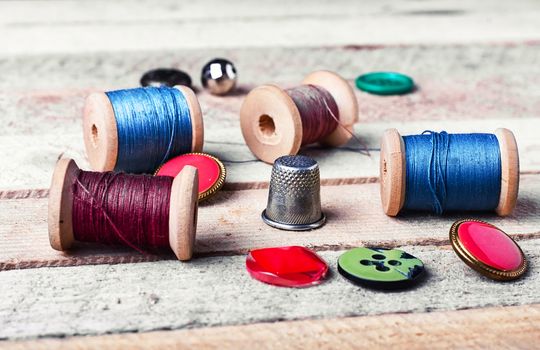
240, 70, 359, 164
48, 158, 199, 261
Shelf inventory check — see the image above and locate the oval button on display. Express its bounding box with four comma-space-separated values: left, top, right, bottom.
450, 219, 527, 280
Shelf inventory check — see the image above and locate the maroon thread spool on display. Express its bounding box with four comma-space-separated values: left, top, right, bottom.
240, 70, 359, 164
48, 158, 199, 261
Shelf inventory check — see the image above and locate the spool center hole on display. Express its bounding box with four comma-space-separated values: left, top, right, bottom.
259, 114, 276, 138
91, 124, 99, 148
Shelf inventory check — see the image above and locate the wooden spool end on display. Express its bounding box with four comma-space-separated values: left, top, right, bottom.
379, 128, 406, 216
240, 84, 303, 164
302, 70, 359, 147
494, 128, 519, 216
83, 92, 118, 171
169, 165, 199, 261
83, 86, 204, 171
176, 85, 204, 153
48, 158, 79, 251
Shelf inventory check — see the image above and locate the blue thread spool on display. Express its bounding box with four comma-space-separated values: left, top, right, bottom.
380, 128, 519, 216
83, 86, 203, 173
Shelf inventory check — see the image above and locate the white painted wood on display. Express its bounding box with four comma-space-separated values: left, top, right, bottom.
1, 118, 538, 193
2, 173, 539, 269
0, 240, 538, 340
1, 0, 540, 54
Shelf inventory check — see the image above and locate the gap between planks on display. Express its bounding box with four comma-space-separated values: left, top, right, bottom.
2, 303, 539, 350
2, 0, 540, 54
1, 174, 539, 271
0, 241, 539, 340
2, 117, 540, 195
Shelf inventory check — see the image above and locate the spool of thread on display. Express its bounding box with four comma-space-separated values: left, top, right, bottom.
83, 86, 204, 173
48, 158, 199, 260
240, 70, 358, 164
380, 128, 519, 216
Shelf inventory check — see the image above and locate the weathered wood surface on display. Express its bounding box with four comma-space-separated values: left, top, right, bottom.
3, 117, 540, 197
5, 304, 539, 349
0, 240, 539, 340
2, 43, 540, 195
1, 0, 540, 345
2, 173, 539, 270
1, 0, 540, 54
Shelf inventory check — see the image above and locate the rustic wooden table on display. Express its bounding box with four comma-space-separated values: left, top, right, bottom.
1, 1, 540, 348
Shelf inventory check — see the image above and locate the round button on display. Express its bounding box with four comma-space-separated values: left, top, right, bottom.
155, 153, 225, 201
338, 247, 425, 289
140, 68, 192, 88
450, 219, 527, 281
355, 72, 414, 95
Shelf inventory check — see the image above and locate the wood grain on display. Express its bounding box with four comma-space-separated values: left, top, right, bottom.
1, 0, 540, 54
1, 174, 539, 270
0, 240, 539, 340
3, 304, 539, 349
2, 117, 540, 195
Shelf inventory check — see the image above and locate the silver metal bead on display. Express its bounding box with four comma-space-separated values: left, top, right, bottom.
201, 58, 237, 95
262, 155, 326, 231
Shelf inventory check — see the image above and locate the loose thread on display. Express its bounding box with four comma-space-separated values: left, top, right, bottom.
403, 131, 502, 214
72, 170, 173, 253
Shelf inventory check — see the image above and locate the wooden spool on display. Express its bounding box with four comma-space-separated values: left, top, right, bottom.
380, 128, 519, 217
48, 158, 199, 261
83, 85, 204, 171
240, 70, 359, 164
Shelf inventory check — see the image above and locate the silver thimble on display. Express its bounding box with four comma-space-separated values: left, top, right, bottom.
262, 155, 326, 231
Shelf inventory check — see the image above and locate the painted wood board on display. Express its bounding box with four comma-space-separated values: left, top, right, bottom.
1, 117, 539, 196
1, 173, 539, 270
1, 0, 540, 54
0, 240, 539, 340
4, 304, 538, 349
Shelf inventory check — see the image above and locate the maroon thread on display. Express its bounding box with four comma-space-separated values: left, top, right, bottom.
72, 170, 173, 253
286, 85, 339, 146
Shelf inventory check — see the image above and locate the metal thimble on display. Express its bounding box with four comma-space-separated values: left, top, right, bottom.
262, 155, 326, 231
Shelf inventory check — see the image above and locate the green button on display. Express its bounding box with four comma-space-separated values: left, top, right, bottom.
355, 72, 414, 95
338, 247, 425, 289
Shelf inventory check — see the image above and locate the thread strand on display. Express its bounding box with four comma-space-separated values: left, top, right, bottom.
72, 170, 173, 253
106, 87, 193, 173
403, 131, 501, 214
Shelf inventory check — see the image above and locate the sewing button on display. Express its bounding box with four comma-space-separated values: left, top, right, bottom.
140, 68, 192, 88
155, 153, 225, 201
450, 219, 527, 280
338, 247, 425, 289
355, 72, 414, 95
201, 58, 237, 95
246, 246, 328, 287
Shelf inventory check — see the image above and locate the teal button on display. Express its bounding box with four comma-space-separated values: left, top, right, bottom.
355, 72, 414, 95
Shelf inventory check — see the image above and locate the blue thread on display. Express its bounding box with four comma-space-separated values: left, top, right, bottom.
106, 87, 192, 173
403, 131, 501, 214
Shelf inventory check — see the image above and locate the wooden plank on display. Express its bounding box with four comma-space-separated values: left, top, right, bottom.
3, 304, 539, 349
0, 240, 539, 340
2, 43, 540, 194
1, 173, 539, 270
3, 43, 540, 109
1, 0, 540, 54
2, 117, 540, 195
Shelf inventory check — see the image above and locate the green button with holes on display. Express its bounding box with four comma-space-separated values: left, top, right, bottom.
338, 247, 425, 289
355, 72, 414, 95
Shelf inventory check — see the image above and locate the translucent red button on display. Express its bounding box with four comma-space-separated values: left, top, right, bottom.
156, 153, 225, 200
246, 246, 328, 287
450, 220, 526, 280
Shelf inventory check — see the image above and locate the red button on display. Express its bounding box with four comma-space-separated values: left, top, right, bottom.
156, 153, 225, 200
246, 246, 328, 287
457, 221, 523, 271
